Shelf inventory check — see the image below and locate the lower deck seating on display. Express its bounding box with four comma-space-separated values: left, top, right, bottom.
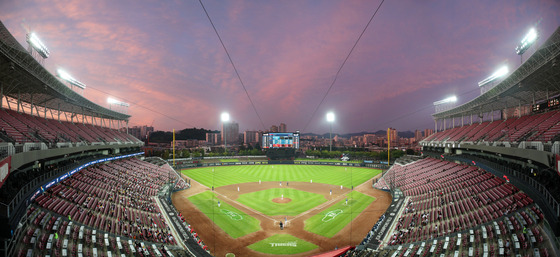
11, 157, 189, 256
367, 158, 555, 257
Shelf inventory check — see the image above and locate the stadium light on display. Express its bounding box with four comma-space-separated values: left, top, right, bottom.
433, 96, 457, 106
221, 112, 230, 154
107, 97, 129, 107
107, 97, 119, 104
478, 66, 509, 87
221, 112, 230, 122
516, 28, 537, 55
57, 69, 86, 89
26, 33, 50, 58
326, 112, 335, 122
326, 112, 335, 151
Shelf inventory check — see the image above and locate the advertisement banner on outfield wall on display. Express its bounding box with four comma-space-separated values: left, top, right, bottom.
0, 156, 11, 189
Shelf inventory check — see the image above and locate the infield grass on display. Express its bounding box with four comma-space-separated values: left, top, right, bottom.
248, 234, 318, 255
236, 188, 327, 216
188, 191, 261, 238
304, 191, 375, 238
182, 165, 380, 188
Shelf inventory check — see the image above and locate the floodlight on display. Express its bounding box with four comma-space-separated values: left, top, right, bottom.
433, 96, 457, 106
107, 97, 119, 104
326, 112, 335, 122
493, 66, 508, 78
516, 28, 537, 55
478, 66, 509, 87
326, 112, 335, 151
107, 97, 129, 107
57, 69, 86, 89
221, 112, 230, 122
57, 69, 72, 81
27, 33, 50, 58
221, 112, 230, 153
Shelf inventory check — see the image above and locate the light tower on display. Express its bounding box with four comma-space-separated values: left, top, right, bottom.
107, 97, 130, 113
26, 32, 50, 65
516, 28, 538, 64
326, 112, 335, 152
433, 96, 457, 113
57, 69, 87, 95
107, 97, 130, 130
221, 112, 230, 154
478, 66, 509, 94
433, 96, 457, 132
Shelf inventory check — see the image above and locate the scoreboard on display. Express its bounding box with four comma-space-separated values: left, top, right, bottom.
262, 132, 300, 149
532, 96, 560, 113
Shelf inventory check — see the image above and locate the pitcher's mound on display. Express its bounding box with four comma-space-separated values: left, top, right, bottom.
272, 197, 292, 203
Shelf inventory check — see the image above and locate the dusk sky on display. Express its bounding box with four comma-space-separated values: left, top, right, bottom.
1, 0, 559, 134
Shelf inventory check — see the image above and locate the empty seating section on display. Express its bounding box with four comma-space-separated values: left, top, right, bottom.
527, 110, 560, 141
0, 109, 34, 142
0, 108, 141, 144
425, 109, 560, 144
470, 120, 503, 142
13, 158, 187, 256
376, 158, 551, 257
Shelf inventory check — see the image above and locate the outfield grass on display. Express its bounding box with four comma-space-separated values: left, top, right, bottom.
187, 191, 261, 238
247, 234, 318, 255
182, 165, 381, 188
296, 158, 362, 163
304, 191, 375, 238
236, 188, 327, 216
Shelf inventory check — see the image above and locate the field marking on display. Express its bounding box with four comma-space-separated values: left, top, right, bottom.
220, 209, 243, 221
269, 241, 298, 247
321, 209, 343, 222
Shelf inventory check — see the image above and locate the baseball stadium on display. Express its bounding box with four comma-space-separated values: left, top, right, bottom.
1, 2, 560, 257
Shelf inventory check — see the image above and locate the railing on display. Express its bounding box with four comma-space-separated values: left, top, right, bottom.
423, 139, 559, 154
0, 141, 143, 159
0, 161, 76, 220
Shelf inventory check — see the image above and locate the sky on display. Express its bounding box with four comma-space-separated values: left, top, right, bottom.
1, 0, 559, 134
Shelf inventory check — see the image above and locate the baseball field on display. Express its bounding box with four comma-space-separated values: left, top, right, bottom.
171, 164, 391, 257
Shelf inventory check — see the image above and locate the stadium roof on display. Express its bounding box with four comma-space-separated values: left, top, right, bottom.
433, 26, 560, 120
0, 20, 130, 121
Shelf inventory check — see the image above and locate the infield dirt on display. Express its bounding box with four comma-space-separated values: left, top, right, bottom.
172, 173, 390, 257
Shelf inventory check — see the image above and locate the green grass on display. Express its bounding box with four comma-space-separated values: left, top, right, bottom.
248, 234, 318, 255
182, 165, 380, 188
304, 191, 375, 238
187, 191, 261, 238
236, 188, 327, 216
296, 158, 362, 163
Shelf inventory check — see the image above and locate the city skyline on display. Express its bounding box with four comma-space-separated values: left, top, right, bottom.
1, 1, 559, 134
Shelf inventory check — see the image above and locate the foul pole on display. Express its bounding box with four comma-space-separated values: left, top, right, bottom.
387, 128, 390, 165
173, 129, 176, 167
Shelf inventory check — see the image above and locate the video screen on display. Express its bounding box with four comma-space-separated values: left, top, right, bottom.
262, 132, 299, 149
